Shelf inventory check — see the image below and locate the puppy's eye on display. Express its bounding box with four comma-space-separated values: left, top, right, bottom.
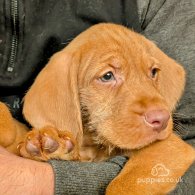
100, 71, 115, 82
150, 67, 159, 79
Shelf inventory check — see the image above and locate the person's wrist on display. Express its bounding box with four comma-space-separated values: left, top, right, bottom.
0, 147, 54, 195
23, 159, 55, 195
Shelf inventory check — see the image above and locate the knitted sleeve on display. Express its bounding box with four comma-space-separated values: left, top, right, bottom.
50, 138, 195, 195
49, 156, 127, 195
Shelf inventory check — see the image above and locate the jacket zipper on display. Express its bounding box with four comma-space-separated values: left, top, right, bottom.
7, 0, 19, 73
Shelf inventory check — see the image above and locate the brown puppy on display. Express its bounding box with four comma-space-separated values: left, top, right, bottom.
0, 23, 194, 194
22, 23, 185, 160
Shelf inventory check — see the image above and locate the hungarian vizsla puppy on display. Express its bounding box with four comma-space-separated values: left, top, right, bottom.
0, 23, 194, 195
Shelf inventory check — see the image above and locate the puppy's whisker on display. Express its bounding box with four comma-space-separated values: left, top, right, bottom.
173, 112, 190, 118
173, 119, 188, 137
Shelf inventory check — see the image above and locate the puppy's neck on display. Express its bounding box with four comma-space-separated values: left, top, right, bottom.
81, 124, 128, 162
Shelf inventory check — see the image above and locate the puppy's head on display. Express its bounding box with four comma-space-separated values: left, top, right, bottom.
23, 24, 185, 149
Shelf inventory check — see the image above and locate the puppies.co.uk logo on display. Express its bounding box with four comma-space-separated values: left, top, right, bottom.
137, 163, 183, 184
151, 163, 170, 177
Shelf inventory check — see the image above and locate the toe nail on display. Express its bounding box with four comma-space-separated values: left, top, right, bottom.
17, 142, 23, 149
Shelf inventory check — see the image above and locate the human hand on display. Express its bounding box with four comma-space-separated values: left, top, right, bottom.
0, 146, 54, 195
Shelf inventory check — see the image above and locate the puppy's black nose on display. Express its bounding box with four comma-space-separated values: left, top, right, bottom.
144, 109, 170, 132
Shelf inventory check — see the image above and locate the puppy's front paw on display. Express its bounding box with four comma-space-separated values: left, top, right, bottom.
18, 126, 79, 161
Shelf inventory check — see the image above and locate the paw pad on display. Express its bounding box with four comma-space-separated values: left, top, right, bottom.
18, 127, 78, 161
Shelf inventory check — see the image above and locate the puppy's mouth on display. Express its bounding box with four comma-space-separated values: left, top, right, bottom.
115, 109, 173, 150
129, 127, 172, 150
93, 116, 173, 151
80, 104, 172, 151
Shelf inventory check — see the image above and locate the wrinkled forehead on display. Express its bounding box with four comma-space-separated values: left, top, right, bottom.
88, 27, 147, 58
69, 25, 159, 87
78, 28, 154, 74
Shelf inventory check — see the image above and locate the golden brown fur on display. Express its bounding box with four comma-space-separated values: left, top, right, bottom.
0, 102, 28, 155
0, 23, 194, 194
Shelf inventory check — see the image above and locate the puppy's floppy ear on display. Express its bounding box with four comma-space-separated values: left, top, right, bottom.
151, 43, 185, 111
23, 51, 83, 144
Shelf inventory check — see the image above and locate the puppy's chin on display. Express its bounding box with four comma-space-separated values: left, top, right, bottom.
98, 121, 173, 150
129, 129, 172, 150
